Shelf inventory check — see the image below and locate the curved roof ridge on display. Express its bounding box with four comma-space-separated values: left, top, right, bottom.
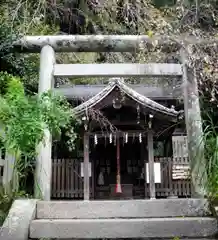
73, 80, 116, 115
115, 78, 178, 116
73, 78, 180, 119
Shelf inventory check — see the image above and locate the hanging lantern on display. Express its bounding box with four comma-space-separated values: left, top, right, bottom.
113, 87, 123, 109
113, 98, 122, 109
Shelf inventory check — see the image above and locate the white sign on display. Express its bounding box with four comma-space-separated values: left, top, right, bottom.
80, 162, 92, 177
172, 164, 190, 180
146, 162, 161, 183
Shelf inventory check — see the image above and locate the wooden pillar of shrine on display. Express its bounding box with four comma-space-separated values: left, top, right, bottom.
142, 139, 148, 199
83, 132, 90, 200
147, 130, 155, 199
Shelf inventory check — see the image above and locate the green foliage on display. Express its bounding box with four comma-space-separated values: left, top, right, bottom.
201, 122, 218, 199
173, 237, 180, 240
153, 0, 176, 8
0, 0, 59, 93
0, 72, 76, 157
0, 72, 77, 194
0, 72, 12, 95
189, 106, 218, 200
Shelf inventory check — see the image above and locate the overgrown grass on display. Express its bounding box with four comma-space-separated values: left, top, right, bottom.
189, 107, 218, 201
202, 123, 218, 200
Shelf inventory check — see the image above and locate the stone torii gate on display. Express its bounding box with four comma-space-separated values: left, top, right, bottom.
14, 35, 204, 200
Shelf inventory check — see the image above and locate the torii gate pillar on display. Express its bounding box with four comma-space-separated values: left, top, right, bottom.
35, 45, 55, 200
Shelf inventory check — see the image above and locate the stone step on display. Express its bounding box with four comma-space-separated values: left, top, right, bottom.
36, 198, 210, 219
29, 217, 218, 239
54, 239, 218, 240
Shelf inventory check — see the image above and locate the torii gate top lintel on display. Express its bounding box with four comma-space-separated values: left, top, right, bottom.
13, 34, 218, 53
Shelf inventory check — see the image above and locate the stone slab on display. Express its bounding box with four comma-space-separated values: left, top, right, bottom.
55, 239, 218, 240
54, 63, 182, 77
30, 217, 218, 239
0, 199, 38, 240
54, 84, 182, 100
36, 199, 210, 219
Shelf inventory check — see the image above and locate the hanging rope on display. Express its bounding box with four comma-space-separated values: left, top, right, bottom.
116, 135, 122, 193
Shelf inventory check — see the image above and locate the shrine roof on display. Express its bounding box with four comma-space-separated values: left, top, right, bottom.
73, 78, 182, 120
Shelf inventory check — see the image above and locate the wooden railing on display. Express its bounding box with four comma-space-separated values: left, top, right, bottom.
144, 157, 191, 198
52, 157, 191, 199
52, 158, 94, 199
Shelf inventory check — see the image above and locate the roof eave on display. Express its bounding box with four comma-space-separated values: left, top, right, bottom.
73, 78, 180, 120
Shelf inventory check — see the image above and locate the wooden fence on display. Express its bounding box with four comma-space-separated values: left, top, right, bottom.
52, 158, 94, 199
52, 157, 191, 199
144, 157, 191, 198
